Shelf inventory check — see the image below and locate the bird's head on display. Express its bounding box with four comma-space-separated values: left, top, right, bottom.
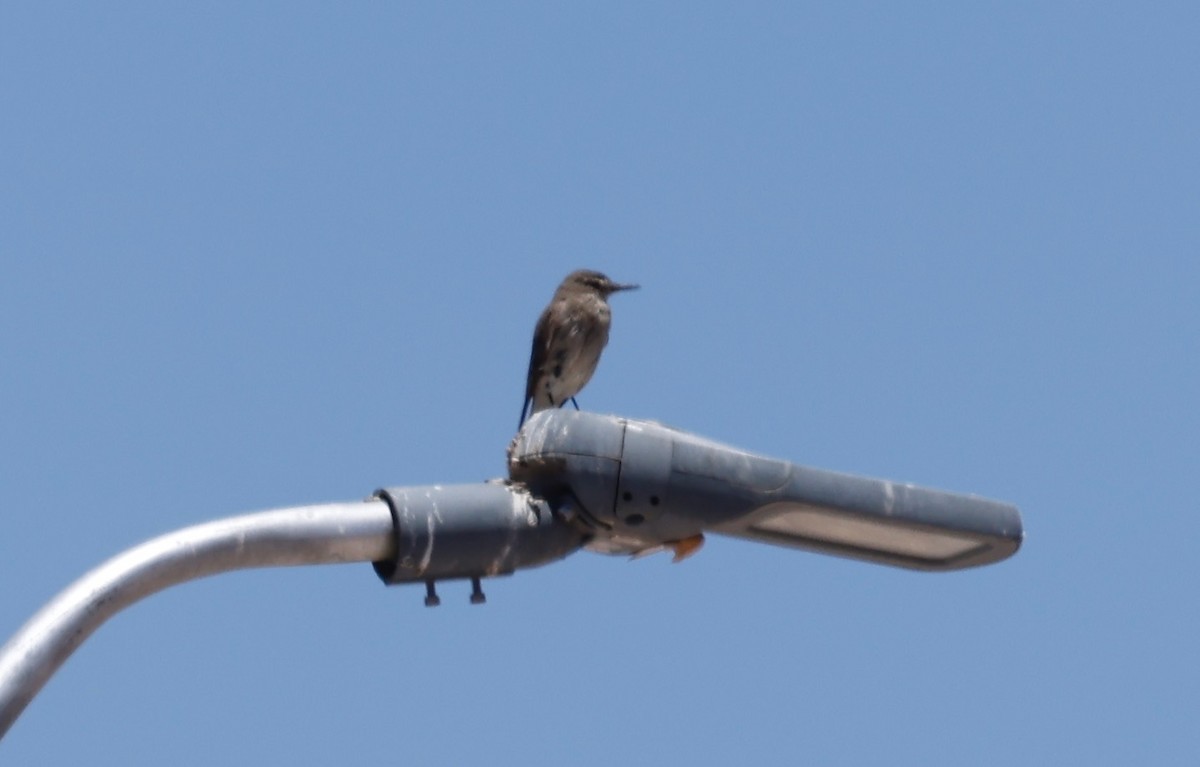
563, 269, 639, 297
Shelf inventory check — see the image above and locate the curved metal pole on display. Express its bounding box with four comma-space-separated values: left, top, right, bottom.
0, 499, 394, 739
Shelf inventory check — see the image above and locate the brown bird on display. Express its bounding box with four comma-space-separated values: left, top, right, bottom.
519, 269, 638, 429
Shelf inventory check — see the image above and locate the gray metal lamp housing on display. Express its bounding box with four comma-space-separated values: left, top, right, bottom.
372, 409, 1022, 591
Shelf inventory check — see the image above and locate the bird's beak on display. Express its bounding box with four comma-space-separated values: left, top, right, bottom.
611, 282, 639, 293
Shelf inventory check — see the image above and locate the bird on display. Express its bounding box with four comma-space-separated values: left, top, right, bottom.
519, 269, 638, 429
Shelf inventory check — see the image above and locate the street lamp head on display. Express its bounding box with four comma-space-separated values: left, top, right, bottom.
508, 410, 1022, 571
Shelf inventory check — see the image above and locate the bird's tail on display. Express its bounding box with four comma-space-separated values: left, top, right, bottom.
518, 398, 532, 431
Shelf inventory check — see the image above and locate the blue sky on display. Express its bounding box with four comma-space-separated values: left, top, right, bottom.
2, 3, 1197, 764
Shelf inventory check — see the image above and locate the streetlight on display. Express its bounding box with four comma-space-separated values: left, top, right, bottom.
0, 409, 1022, 739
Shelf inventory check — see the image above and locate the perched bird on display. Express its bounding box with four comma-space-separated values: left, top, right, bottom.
519, 269, 638, 428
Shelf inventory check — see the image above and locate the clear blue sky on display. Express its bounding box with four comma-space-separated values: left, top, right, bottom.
2, 3, 1197, 764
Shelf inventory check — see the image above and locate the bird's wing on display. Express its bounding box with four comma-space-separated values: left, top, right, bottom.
524, 305, 554, 401
519, 304, 555, 427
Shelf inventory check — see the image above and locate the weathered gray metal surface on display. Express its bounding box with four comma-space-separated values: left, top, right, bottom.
509, 409, 1023, 570
0, 500, 395, 739
371, 482, 586, 584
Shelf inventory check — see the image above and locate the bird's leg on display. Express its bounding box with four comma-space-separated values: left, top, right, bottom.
570, 397, 580, 410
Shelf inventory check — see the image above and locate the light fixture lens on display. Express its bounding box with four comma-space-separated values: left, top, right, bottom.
750, 504, 984, 562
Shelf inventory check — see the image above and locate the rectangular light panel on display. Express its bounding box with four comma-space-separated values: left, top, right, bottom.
750, 505, 984, 562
